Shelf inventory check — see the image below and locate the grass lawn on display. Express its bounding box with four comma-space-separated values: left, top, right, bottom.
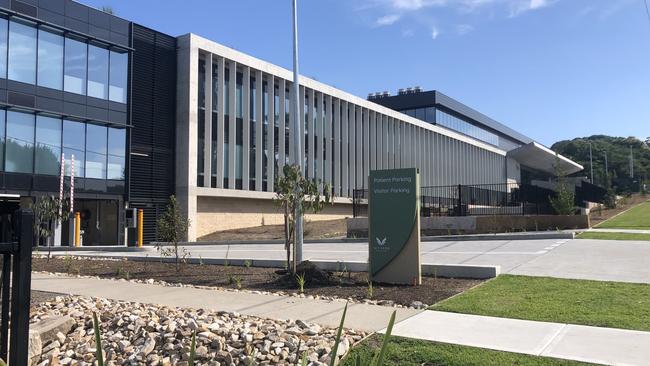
577, 232, 650, 241
341, 335, 596, 366
430, 275, 650, 331
596, 201, 650, 230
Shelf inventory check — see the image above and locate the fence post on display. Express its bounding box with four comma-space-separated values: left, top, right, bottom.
457, 185, 462, 216
9, 209, 33, 366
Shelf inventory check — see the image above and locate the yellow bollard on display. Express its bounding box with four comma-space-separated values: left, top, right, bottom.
74, 212, 81, 247
137, 208, 144, 247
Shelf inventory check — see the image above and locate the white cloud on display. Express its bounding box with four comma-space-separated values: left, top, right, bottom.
375, 14, 401, 26
509, 0, 553, 17
456, 24, 474, 35
389, 0, 447, 11
431, 27, 440, 39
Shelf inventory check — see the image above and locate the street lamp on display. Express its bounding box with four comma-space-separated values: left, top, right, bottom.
291, 0, 304, 264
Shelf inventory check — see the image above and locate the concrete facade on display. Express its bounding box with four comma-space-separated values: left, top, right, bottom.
176, 34, 516, 241
195, 197, 351, 238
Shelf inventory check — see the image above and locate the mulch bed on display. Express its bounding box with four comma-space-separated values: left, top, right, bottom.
33, 257, 483, 307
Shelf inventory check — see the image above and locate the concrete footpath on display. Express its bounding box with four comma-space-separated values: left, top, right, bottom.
389, 311, 650, 366
32, 273, 650, 365
31, 273, 419, 332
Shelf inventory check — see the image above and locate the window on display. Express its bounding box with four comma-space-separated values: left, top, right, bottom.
5, 111, 35, 173
198, 59, 205, 109
109, 50, 128, 103
63, 120, 85, 177
85, 124, 107, 179
87, 45, 109, 99
0, 18, 7, 79
8, 20, 37, 84
107, 128, 125, 180
37, 28, 64, 90
35, 116, 62, 175
0, 111, 5, 170
64, 37, 87, 95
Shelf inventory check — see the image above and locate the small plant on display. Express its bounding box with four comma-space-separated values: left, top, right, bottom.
233, 275, 242, 289
366, 279, 374, 299
63, 255, 74, 274
188, 330, 196, 366
93, 312, 104, 366
156, 195, 191, 272
227, 274, 236, 286
244, 259, 252, 269
296, 273, 306, 293
198, 255, 204, 266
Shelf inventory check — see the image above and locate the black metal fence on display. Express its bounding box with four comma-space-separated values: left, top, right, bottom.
0, 210, 33, 366
353, 183, 557, 217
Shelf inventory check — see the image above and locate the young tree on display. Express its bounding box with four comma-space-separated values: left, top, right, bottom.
549, 158, 576, 215
31, 195, 69, 261
156, 195, 191, 271
274, 164, 333, 274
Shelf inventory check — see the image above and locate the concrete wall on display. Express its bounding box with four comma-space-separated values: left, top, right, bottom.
196, 197, 351, 238
347, 215, 590, 237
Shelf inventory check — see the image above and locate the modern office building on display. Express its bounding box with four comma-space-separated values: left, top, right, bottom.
0, 0, 582, 244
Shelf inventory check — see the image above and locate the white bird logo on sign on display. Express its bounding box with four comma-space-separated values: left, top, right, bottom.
376, 237, 387, 246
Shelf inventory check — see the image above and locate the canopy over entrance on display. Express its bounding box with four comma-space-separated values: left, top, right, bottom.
507, 142, 583, 175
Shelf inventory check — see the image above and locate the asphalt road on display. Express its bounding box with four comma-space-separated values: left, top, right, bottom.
47, 237, 650, 284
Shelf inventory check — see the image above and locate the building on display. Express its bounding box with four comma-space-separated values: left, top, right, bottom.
0, 0, 582, 244
0, 0, 175, 245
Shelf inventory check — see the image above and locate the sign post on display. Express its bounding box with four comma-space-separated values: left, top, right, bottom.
369, 168, 421, 285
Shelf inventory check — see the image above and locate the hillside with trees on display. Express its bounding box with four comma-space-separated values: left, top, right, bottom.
551, 136, 649, 193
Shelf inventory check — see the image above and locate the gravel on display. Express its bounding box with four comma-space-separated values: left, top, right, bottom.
30, 295, 366, 366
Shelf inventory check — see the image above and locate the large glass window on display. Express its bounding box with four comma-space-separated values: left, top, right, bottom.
85, 124, 107, 179
63, 120, 85, 177
8, 21, 37, 84
87, 45, 109, 99
0, 112, 5, 170
5, 111, 35, 173
109, 51, 128, 103
37, 28, 64, 90
0, 18, 7, 79
35, 116, 61, 175
107, 128, 125, 180
64, 37, 87, 95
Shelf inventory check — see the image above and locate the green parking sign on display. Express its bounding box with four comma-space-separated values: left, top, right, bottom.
368, 168, 422, 285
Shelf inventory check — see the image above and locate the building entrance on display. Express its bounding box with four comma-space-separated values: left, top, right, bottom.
62, 199, 120, 246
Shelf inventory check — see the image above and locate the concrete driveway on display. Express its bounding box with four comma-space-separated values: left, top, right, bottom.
47, 237, 650, 284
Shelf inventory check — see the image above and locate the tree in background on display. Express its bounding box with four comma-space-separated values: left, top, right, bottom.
31, 195, 69, 261
549, 158, 576, 215
274, 164, 333, 274
552, 135, 650, 194
156, 195, 191, 271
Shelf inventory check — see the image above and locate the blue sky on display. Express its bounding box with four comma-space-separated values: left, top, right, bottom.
81, 0, 650, 146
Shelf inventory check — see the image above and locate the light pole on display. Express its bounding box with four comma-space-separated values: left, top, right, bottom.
291, 0, 304, 265
605, 151, 609, 184
588, 142, 593, 184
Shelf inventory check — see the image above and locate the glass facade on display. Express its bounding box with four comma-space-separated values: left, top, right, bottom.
400, 106, 521, 150
8, 20, 37, 84
37, 28, 64, 90
63, 119, 85, 177
0, 19, 128, 103
35, 115, 62, 175
0, 18, 6, 78
87, 45, 109, 99
109, 51, 128, 103
5, 111, 34, 173
0, 110, 125, 180
64, 37, 87, 95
